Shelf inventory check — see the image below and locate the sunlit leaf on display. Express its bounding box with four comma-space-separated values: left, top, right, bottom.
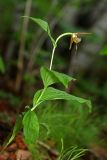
33, 87, 92, 111
40, 67, 75, 87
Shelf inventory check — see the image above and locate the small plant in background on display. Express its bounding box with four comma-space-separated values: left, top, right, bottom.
0, 55, 5, 74
5, 17, 92, 159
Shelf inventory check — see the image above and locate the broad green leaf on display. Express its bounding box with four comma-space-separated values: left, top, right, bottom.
0, 56, 5, 73
40, 67, 75, 87
40, 67, 58, 87
22, 16, 55, 46
23, 110, 39, 144
33, 87, 92, 111
4, 115, 22, 149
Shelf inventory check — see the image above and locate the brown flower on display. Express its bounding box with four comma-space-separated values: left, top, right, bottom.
69, 32, 91, 50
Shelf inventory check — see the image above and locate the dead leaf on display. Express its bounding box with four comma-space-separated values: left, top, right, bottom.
16, 149, 32, 160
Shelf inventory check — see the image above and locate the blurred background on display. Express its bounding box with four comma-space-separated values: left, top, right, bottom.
0, 0, 107, 159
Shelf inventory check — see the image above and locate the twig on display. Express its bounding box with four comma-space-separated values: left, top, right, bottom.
37, 140, 59, 157
15, 0, 32, 92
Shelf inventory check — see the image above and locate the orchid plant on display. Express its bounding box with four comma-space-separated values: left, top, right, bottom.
5, 17, 92, 159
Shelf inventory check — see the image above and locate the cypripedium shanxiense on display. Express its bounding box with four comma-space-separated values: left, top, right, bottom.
69, 32, 91, 52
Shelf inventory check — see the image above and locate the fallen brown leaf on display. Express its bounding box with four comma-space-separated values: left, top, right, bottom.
16, 149, 32, 160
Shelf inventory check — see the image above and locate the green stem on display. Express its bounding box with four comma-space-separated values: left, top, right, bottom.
49, 32, 73, 70
49, 45, 56, 70
32, 33, 74, 111
31, 87, 47, 111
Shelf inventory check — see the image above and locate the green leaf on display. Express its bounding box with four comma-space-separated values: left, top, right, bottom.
22, 16, 55, 46
23, 110, 39, 144
40, 67, 58, 87
29, 17, 48, 32
40, 67, 75, 87
4, 115, 22, 149
0, 56, 5, 73
33, 87, 92, 111
59, 146, 86, 160
99, 45, 107, 55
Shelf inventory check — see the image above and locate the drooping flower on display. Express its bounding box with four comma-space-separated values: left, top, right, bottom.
69, 32, 91, 50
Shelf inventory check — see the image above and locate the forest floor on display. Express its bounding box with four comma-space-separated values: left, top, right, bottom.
0, 100, 59, 160
0, 100, 107, 160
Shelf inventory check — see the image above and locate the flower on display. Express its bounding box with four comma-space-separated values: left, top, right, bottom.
69, 32, 91, 50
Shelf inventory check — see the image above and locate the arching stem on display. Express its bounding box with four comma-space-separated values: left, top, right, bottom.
49, 32, 73, 70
